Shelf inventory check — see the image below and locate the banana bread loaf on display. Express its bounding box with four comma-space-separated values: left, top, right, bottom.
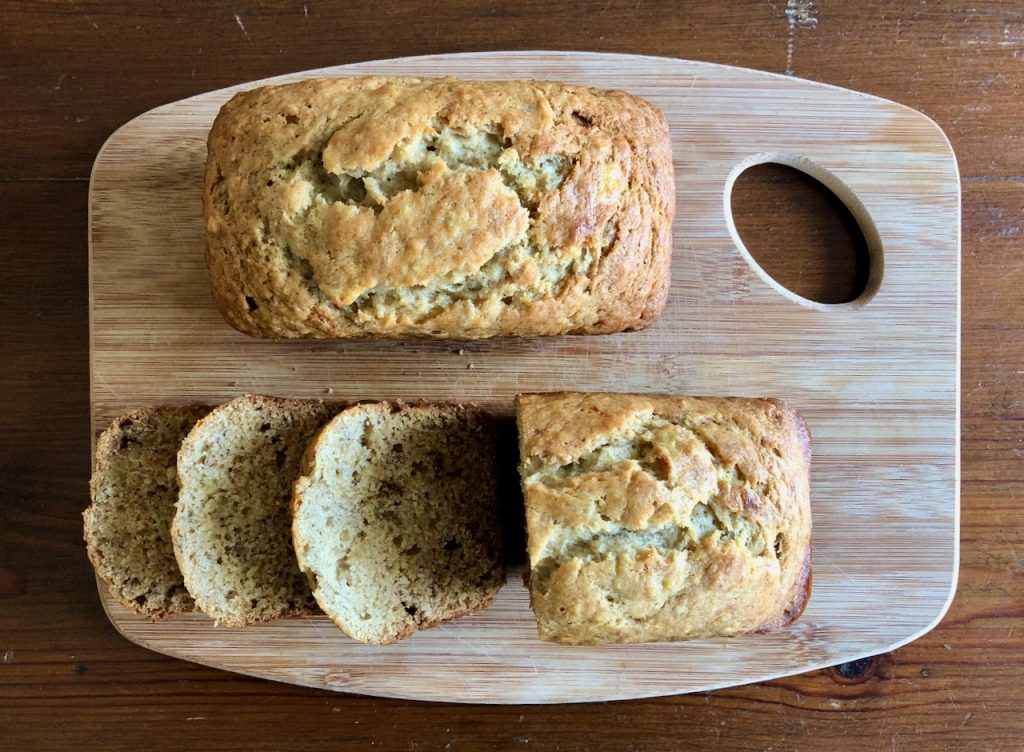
204, 77, 674, 339
516, 392, 812, 645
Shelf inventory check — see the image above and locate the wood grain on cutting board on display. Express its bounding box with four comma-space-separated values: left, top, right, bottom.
88, 51, 959, 703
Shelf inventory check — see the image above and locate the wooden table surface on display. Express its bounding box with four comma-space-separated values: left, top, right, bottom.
1, 1, 1019, 749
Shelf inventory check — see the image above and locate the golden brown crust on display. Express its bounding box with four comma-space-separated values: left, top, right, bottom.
204, 77, 674, 339
516, 392, 812, 645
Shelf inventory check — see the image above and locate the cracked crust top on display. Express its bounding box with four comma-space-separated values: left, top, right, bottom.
203, 77, 674, 339
516, 392, 812, 645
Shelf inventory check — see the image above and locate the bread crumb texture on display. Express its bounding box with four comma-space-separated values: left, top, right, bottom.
85, 406, 209, 619
292, 402, 504, 644
516, 393, 812, 645
204, 77, 674, 338
172, 395, 336, 626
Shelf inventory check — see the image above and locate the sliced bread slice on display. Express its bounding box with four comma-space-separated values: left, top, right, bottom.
292, 402, 505, 644
85, 405, 209, 619
173, 394, 336, 626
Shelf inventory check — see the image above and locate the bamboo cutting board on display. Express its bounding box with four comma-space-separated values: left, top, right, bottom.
89, 51, 960, 704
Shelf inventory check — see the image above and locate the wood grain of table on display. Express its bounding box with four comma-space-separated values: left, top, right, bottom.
1, 1, 1020, 749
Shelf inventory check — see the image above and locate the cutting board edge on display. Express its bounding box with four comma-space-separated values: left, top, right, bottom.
96, 573, 961, 704
92, 50, 961, 162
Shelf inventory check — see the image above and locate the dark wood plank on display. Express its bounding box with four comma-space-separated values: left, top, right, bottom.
4, 1, 1022, 181
1, 0, 1022, 749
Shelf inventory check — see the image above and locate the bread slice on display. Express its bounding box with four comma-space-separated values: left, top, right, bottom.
292, 402, 505, 644
173, 395, 336, 626
85, 405, 209, 619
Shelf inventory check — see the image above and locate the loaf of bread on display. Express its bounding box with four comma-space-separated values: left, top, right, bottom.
516, 392, 811, 645
292, 402, 504, 644
172, 395, 336, 626
204, 77, 674, 339
84, 405, 208, 618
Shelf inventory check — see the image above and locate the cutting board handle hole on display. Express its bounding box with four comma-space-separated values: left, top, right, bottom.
727, 159, 881, 308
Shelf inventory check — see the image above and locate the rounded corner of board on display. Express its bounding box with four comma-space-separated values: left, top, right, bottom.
94, 580, 145, 646
889, 102, 962, 174
89, 122, 134, 187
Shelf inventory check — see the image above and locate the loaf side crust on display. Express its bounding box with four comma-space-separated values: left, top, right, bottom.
204, 77, 674, 339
